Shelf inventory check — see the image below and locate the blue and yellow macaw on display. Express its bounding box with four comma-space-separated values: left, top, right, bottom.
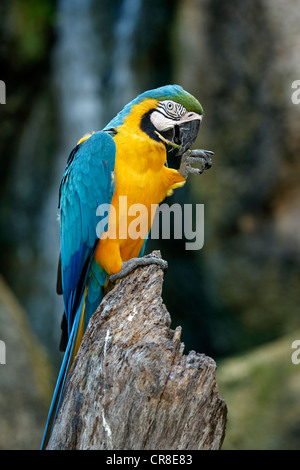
41, 84, 213, 448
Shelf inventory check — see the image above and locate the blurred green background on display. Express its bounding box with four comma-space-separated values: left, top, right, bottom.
1, 0, 300, 450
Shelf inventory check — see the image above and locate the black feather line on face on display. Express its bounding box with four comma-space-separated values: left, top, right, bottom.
157, 101, 186, 120
154, 108, 181, 121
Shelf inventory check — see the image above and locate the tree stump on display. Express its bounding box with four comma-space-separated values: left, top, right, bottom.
47, 251, 227, 450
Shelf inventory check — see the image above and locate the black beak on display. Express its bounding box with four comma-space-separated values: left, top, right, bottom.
174, 119, 201, 156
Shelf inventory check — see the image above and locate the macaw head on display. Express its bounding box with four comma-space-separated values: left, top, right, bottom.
104, 85, 203, 156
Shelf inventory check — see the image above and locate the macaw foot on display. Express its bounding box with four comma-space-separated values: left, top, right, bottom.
179, 149, 214, 179
109, 255, 168, 283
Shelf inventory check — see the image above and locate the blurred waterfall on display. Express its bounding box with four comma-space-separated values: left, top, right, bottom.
53, 0, 104, 144
110, 0, 142, 114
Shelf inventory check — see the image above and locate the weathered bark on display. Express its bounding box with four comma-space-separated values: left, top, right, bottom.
47, 251, 227, 450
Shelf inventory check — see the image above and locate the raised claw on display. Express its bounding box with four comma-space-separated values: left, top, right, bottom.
179, 149, 214, 179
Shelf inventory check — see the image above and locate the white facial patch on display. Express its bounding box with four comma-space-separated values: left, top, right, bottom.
150, 110, 176, 131
150, 100, 202, 132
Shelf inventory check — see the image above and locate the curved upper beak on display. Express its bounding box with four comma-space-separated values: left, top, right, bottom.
174, 112, 202, 156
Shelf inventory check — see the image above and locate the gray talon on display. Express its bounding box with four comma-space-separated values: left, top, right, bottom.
110, 256, 168, 283
179, 149, 214, 179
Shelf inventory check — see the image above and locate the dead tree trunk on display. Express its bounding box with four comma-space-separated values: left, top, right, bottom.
47, 251, 227, 450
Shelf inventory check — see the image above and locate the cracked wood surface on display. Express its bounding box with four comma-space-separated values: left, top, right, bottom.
47, 251, 227, 450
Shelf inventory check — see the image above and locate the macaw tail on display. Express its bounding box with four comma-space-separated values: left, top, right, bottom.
41, 258, 106, 449
40, 293, 86, 449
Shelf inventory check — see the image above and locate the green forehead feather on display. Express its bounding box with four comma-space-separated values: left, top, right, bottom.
147, 84, 204, 115
104, 84, 203, 130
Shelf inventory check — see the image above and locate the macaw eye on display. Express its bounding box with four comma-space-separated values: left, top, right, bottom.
155, 100, 187, 122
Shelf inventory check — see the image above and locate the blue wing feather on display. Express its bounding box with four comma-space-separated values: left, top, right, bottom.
59, 131, 116, 331
41, 131, 116, 449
